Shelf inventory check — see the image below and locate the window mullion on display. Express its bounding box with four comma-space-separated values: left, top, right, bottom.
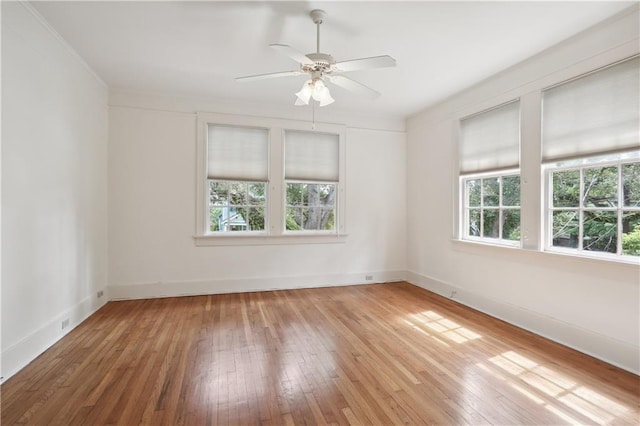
617, 164, 623, 255
269, 127, 285, 236
578, 167, 585, 251
480, 178, 485, 237
498, 177, 504, 239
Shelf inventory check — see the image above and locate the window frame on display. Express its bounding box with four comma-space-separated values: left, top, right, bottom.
543, 154, 640, 260
461, 170, 522, 247
194, 112, 347, 246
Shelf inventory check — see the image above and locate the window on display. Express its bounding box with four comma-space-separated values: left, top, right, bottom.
284, 131, 339, 232
206, 124, 269, 234
547, 154, 640, 257
195, 113, 346, 245
463, 173, 521, 243
542, 56, 639, 259
209, 181, 266, 232
459, 100, 521, 245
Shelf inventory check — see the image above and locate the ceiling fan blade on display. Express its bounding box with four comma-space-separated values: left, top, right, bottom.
326, 75, 380, 99
333, 55, 396, 73
236, 70, 304, 82
269, 44, 312, 65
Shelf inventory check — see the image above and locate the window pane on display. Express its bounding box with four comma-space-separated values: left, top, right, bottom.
503, 209, 520, 241
210, 207, 222, 231
483, 209, 499, 238
468, 209, 480, 236
483, 178, 500, 207
286, 183, 302, 205
552, 211, 579, 248
210, 181, 229, 206
229, 182, 247, 204
467, 180, 481, 207
583, 211, 617, 253
583, 166, 618, 208
553, 170, 579, 207
622, 211, 640, 256
286, 183, 336, 231
623, 162, 640, 207
247, 207, 265, 231
248, 183, 266, 206
502, 176, 520, 207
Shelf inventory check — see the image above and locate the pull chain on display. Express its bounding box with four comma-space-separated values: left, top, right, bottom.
312, 101, 316, 130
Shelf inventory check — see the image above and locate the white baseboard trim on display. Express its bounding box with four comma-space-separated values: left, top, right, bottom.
109, 270, 408, 300
406, 271, 640, 375
1, 294, 107, 384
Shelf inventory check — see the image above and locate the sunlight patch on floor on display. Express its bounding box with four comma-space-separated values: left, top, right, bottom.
485, 351, 630, 425
407, 310, 482, 344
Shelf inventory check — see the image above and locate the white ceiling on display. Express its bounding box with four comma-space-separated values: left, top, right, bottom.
32, 1, 634, 119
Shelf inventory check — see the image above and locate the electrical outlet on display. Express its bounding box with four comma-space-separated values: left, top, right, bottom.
61, 319, 70, 330
97, 290, 104, 298
450, 290, 457, 299
365, 275, 374, 281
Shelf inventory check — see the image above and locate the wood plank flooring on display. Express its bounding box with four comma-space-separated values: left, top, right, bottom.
2, 282, 639, 425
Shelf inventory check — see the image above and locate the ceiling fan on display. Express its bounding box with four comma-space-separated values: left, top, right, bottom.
235, 9, 396, 107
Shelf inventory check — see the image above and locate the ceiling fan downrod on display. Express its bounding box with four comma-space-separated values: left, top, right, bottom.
310, 9, 326, 54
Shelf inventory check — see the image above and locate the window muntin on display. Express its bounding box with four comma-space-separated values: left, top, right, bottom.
463, 173, 521, 245
547, 156, 640, 257
208, 181, 266, 232
285, 182, 336, 231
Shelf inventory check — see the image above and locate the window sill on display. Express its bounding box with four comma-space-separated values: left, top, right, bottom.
451, 238, 640, 269
194, 233, 348, 246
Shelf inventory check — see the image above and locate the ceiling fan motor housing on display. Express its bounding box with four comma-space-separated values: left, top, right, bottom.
303, 53, 335, 74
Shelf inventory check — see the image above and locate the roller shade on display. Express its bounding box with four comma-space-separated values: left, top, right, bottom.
285, 130, 339, 182
207, 124, 268, 181
459, 100, 520, 175
542, 56, 640, 162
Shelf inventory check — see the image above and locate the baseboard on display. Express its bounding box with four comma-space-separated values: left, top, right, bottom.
109, 270, 408, 300
406, 271, 640, 375
1, 294, 107, 384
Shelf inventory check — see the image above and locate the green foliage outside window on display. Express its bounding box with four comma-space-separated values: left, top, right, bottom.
551, 161, 640, 256
286, 183, 336, 231
466, 175, 520, 242
209, 181, 266, 232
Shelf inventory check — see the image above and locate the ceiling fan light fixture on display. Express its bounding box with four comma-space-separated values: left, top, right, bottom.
295, 80, 313, 105
295, 78, 334, 107
316, 84, 335, 107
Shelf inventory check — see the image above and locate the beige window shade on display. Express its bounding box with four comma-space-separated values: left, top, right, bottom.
459, 100, 521, 175
207, 124, 269, 181
542, 56, 640, 162
285, 130, 339, 182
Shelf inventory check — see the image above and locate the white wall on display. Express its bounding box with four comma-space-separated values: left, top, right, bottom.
1, 2, 109, 381
107, 93, 407, 299
406, 7, 640, 373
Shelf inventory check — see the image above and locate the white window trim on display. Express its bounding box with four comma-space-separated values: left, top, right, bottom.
460, 170, 522, 248
543, 155, 640, 262
194, 112, 347, 246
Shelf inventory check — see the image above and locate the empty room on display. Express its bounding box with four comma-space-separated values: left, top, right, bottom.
2, 1, 639, 425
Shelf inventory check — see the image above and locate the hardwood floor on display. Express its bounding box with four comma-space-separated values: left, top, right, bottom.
2, 282, 638, 425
